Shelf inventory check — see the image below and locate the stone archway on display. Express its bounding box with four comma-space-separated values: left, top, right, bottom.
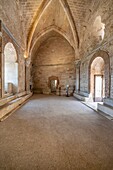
31, 30, 75, 96
89, 50, 110, 100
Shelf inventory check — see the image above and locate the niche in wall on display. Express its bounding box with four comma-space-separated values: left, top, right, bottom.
93, 16, 105, 41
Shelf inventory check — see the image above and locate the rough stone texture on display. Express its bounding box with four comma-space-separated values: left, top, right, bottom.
1, 95, 113, 169
98, 103, 113, 117
0, 0, 24, 47
19, 0, 90, 44
79, 0, 113, 57
0, 93, 32, 120
19, 0, 42, 37
75, 0, 113, 101
32, 36, 75, 95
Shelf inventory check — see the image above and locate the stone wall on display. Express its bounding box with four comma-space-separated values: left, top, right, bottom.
0, 0, 24, 47
78, 49, 112, 98
77, 0, 113, 99
0, 1, 26, 96
80, 0, 113, 58
32, 36, 75, 95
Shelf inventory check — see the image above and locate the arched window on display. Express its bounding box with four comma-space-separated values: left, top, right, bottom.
4, 42, 18, 95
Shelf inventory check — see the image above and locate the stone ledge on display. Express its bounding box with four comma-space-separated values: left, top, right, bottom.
77, 91, 89, 97
98, 103, 113, 117
17, 91, 27, 97
4, 93, 13, 98
73, 91, 91, 102
103, 98, 113, 107
0, 92, 32, 121
0, 91, 28, 107
0, 95, 17, 107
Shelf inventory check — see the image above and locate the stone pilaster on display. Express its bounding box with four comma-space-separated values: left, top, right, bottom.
0, 20, 2, 98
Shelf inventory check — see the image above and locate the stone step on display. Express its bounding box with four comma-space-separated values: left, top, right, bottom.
103, 98, 113, 108
73, 92, 90, 102
4, 93, 13, 98
0, 93, 32, 121
98, 103, 113, 117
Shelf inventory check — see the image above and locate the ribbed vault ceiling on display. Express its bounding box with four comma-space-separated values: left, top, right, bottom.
19, 0, 93, 39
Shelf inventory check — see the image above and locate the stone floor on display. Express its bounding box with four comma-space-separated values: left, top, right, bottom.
0, 94, 113, 170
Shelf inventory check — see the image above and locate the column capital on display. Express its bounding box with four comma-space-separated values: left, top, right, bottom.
75, 60, 81, 67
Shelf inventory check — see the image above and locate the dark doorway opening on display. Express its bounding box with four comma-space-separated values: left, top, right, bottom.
51, 80, 58, 93
48, 76, 59, 95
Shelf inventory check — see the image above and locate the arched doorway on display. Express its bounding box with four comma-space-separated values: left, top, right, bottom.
4, 42, 18, 95
89, 51, 110, 102
90, 57, 105, 102
48, 76, 59, 94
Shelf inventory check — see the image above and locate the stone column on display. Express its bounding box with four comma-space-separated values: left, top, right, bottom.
73, 60, 81, 95
25, 58, 31, 93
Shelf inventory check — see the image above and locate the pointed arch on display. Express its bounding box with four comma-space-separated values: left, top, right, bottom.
88, 50, 110, 98
30, 26, 75, 56
59, 0, 79, 47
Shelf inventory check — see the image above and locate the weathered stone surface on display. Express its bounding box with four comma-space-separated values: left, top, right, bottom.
32, 36, 76, 96
0, 92, 32, 120
98, 103, 113, 117
0, 0, 113, 115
